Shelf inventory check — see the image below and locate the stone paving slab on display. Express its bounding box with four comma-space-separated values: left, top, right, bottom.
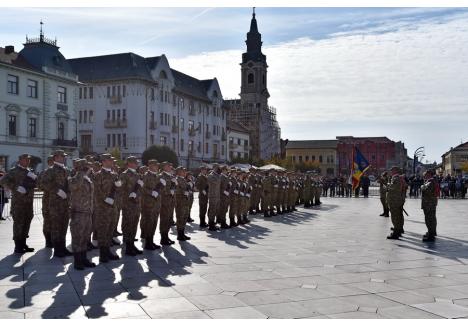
1, 196, 468, 318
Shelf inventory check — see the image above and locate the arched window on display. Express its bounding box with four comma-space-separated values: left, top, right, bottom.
159, 70, 168, 79
58, 122, 65, 140
248, 73, 254, 84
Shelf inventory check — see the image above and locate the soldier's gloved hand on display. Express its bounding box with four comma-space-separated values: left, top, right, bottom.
27, 171, 37, 180
152, 191, 159, 198
160, 178, 167, 186
137, 180, 144, 187
223, 191, 229, 196
202, 190, 207, 195
129, 192, 137, 199
104, 197, 114, 205
184, 191, 189, 197
57, 189, 67, 199
114, 180, 122, 187
16, 186, 27, 194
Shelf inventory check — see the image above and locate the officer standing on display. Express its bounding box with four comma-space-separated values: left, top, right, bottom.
207, 164, 221, 231
159, 162, 176, 245
0, 154, 37, 254
262, 170, 273, 217
141, 159, 162, 250
93, 153, 121, 262
386, 166, 406, 239
195, 165, 209, 228
186, 171, 195, 223
41, 150, 72, 257
175, 167, 191, 241
69, 159, 96, 270
120, 156, 144, 256
37, 155, 54, 248
421, 170, 438, 242
217, 165, 231, 229
378, 171, 389, 217
228, 169, 239, 227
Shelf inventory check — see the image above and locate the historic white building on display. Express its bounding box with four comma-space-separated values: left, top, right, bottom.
69, 54, 227, 168
0, 31, 79, 171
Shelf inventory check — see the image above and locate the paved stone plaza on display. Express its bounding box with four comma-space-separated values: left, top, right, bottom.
1, 196, 468, 319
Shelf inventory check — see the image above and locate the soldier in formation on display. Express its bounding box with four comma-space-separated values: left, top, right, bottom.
421, 170, 438, 242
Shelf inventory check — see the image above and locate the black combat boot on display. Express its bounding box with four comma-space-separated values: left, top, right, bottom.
160, 232, 173, 246
45, 233, 53, 248
132, 242, 143, 255
187, 216, 195, 223
177, 230, 187, 241
229, 218, 238, 227
249, 209, 255, 215
208, 222, 219, 231
14, 240, 25, 254
264, 210, 270, 218
422, 233, 436, 242
144, 237, 157, 250
99, 247, 109, 263
243, 215, 251, 224
23, 240, 34, 253
61, 241, 72, 257
73, 252, 85, 270
53, 243, 65, 258
82, 252, 96, 268
386, 232, 400, 240
125, 242, 137, 256
220, 222, 230, 229
270, 209, 277, 216
390, 227, 405, 234
199, 220, 208, 228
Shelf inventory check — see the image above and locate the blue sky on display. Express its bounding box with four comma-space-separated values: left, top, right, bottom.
1, 7, 467, 162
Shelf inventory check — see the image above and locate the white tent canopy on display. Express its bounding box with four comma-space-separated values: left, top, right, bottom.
259, 164, 286, 171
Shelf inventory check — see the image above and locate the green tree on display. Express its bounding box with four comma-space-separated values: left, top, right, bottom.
142, 145, 179, 166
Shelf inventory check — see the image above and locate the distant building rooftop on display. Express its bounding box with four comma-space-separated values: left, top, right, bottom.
286, 140, 338, 149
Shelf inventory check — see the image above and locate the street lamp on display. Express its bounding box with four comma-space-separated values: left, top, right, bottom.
413, 146, 425, 175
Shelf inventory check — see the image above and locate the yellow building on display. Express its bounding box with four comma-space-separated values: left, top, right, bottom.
285, 140, 338, 176
442, 141, 468, 176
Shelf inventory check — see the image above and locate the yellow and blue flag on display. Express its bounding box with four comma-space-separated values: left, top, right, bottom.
351, 146, 370, 191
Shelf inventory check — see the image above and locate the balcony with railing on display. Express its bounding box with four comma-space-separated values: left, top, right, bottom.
109, 95, 122, 104
104, 119, 127, 128
57, 103, 68, 111
229, 142, 238, 149
53, 139, 78, 147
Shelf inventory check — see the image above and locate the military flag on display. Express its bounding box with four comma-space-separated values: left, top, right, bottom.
351, 146, 370, 191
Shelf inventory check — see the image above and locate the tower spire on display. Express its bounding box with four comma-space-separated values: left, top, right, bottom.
40, 20, 44, 42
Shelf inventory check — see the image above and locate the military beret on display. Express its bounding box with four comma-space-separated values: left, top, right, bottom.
126, 156, 138, 163
47, 155, 54, 160
53, 150, 67, 157
175, 166, 185, 172
100, 153, 113, 161
148, 159, 159, 166
161, 161, 172, 166
75, 159, 88, 169
18, 153, 31, 160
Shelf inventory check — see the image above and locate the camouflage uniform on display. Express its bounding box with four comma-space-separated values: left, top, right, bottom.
41, 163, 71, 255
159, 171, 176, 244
120, 168, 143, 245
303, 176, 312, 207
195, 173, 209, 226
187, 178, 194, 221
217, 172, 230, 226
379, 175, 389, 217
175, 174, 189, 231
141, 171, 162, 244
228, 174, 239, 225
254, 174, 263, 212
421, 177, 438, 238
262, 173, 273, 216
37, 168, 52, 246
69, 171, 94, 253
207, 170, 221, 228
386, 174, 406, 236
93, 168, 120, 249
0, 164, 36, 251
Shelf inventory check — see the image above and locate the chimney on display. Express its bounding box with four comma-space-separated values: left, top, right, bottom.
5, 45, 14, 54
